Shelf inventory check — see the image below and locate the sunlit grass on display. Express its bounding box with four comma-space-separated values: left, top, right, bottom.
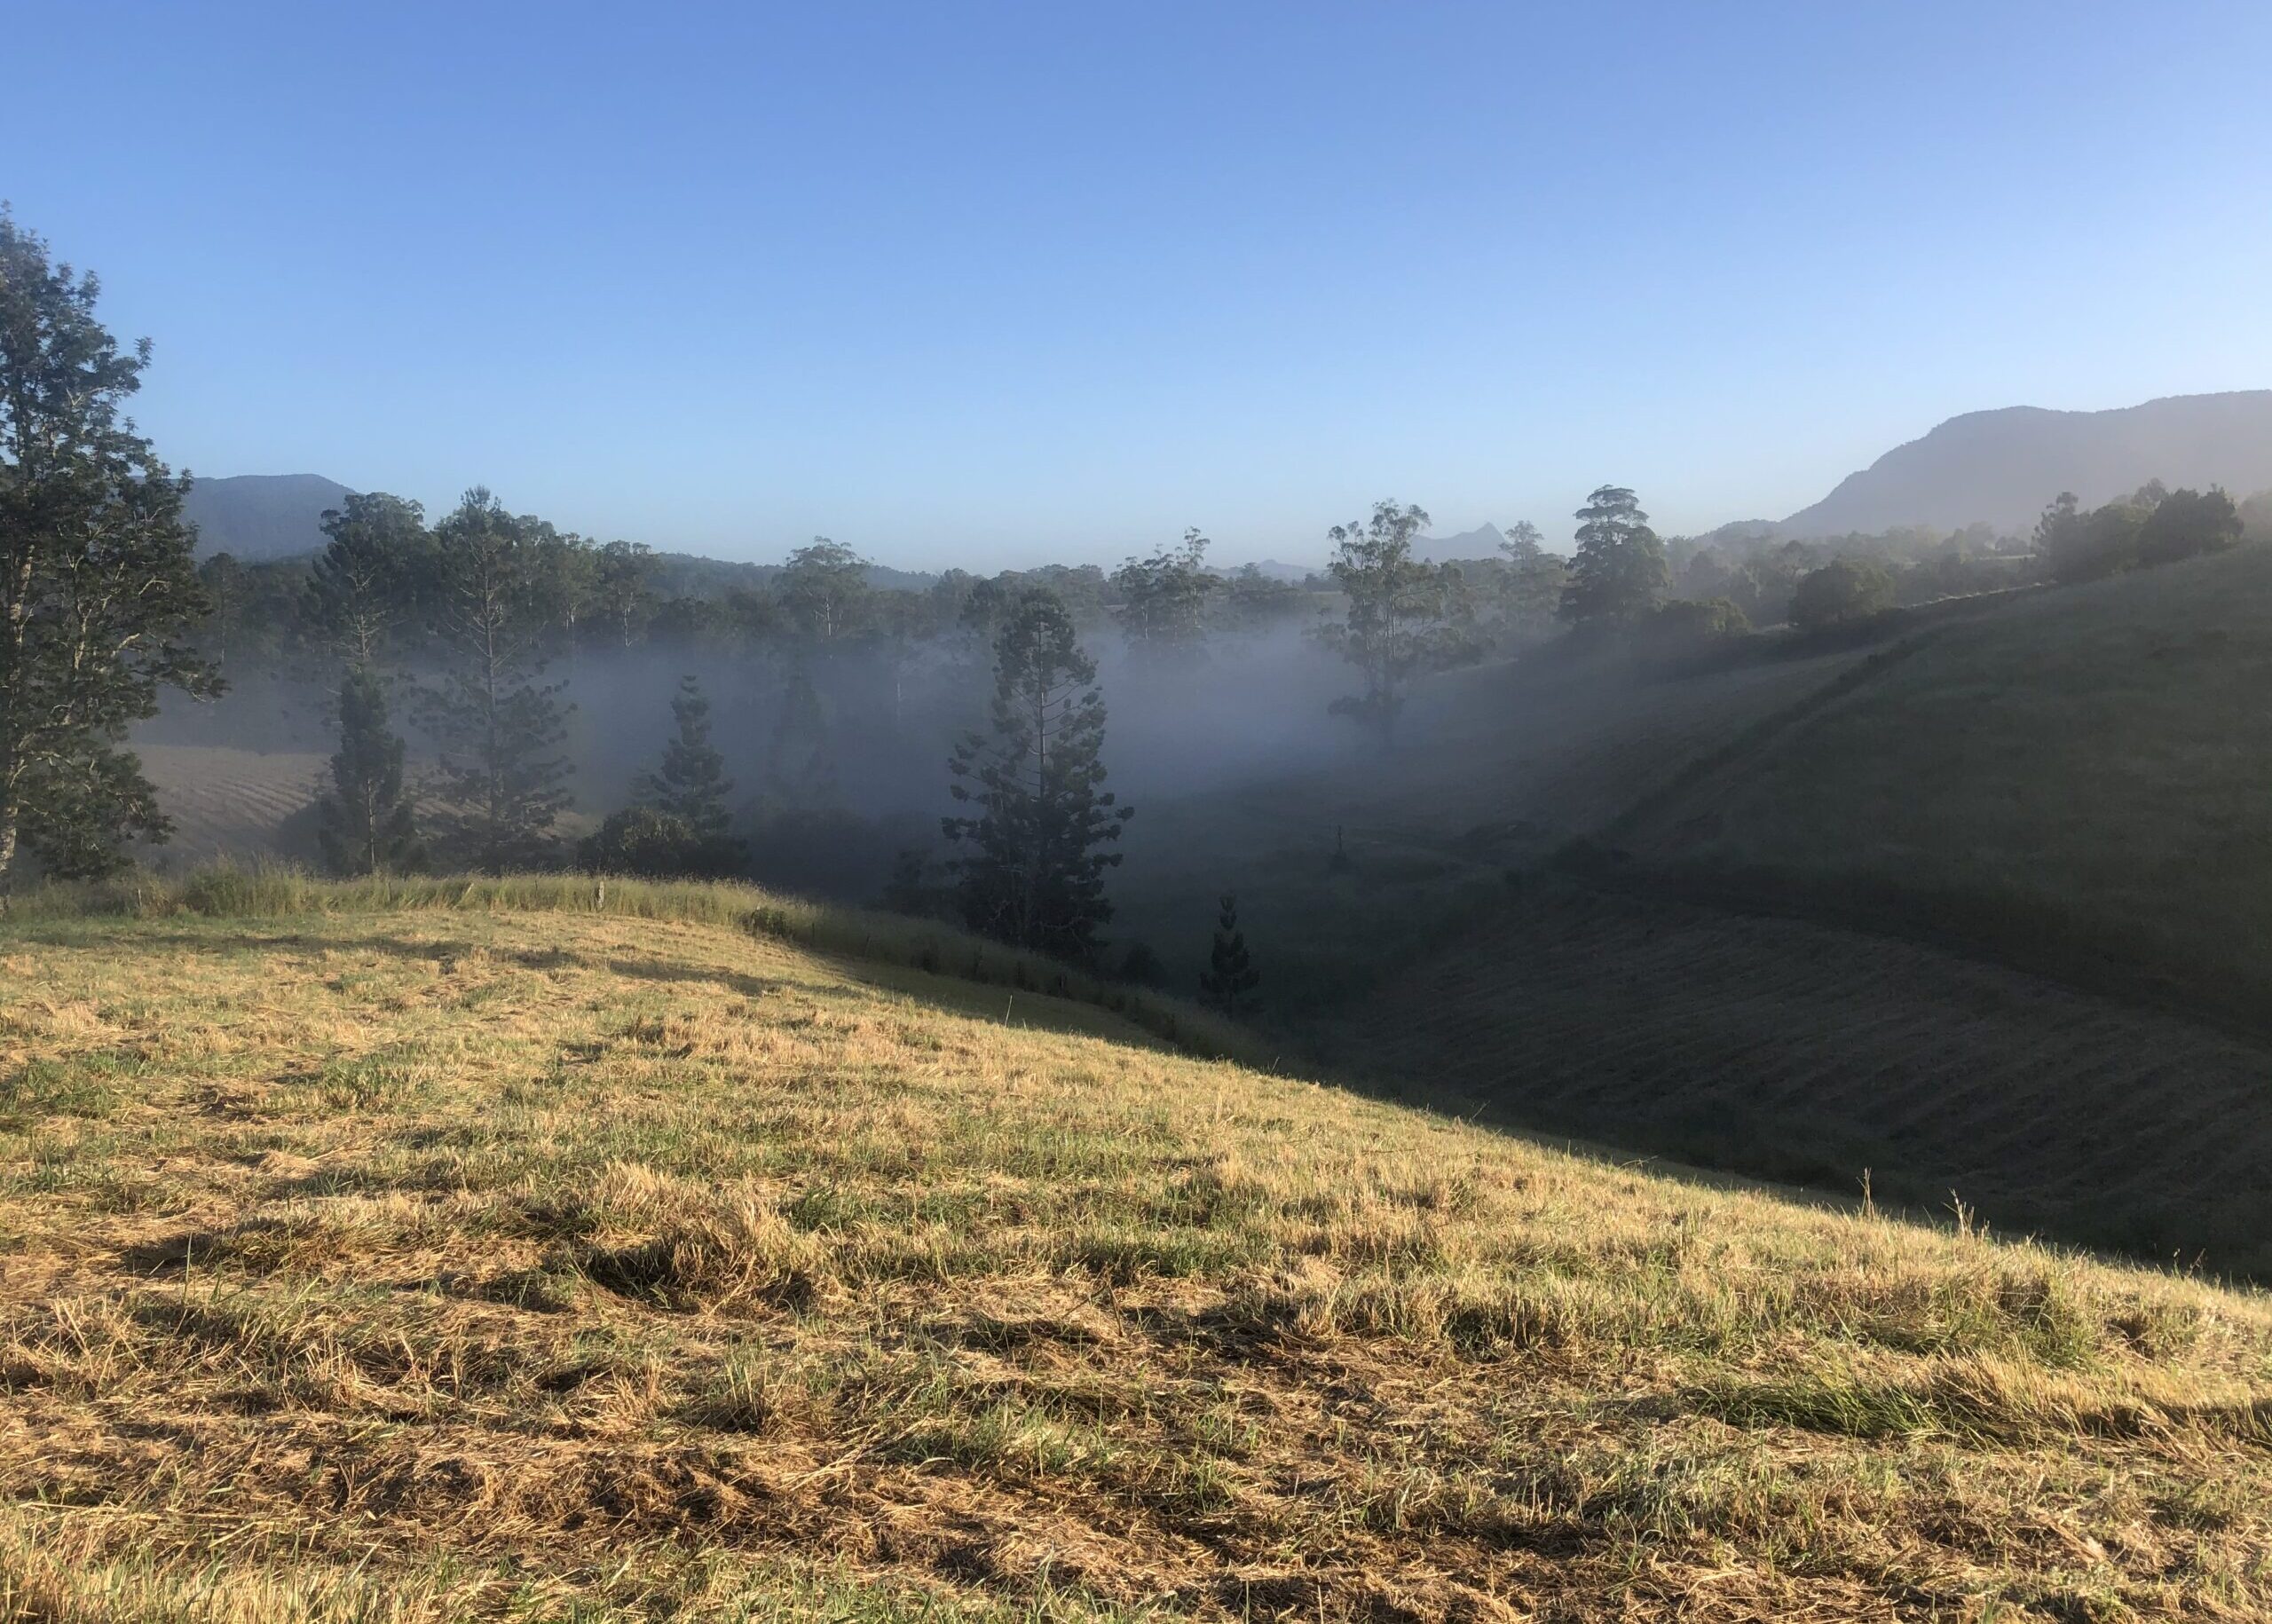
0, 887, 2267, 1619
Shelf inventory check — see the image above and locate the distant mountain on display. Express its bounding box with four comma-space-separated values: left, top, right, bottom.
182, 473, 353, 561
1416, 523, 1504, 564
1777, 390, 2272, 539
1238, 558, 1328, 584
1688, 519, 1780, 548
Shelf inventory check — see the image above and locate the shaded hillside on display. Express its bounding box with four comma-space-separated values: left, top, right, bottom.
181, 472, 352, 560
1341, 886, 2272, 1276
1113, 638, 1881, 1008
4, 877, 2268, 1620
1779, 390, 2272, 537
1612, 541, 2272, 1025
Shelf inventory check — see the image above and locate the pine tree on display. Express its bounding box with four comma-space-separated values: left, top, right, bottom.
304, 493, 429, 666
641, 676, 735, 835
942, 587, 1133, 962
764, 666, 839, 808
422, 489, 573, 873
1198, 893, 1259, 1016
1559, 486, 1668, 630
596, 674, 746, 879
0, 209, 220, 898
317, 666, 421, 875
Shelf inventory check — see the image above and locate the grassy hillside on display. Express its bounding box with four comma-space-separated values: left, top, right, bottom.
1611, 543, 2272, 1023
1340, 886, 2272, 1278
2, 879, 2268, 1620
1320, 553, 2272, 1277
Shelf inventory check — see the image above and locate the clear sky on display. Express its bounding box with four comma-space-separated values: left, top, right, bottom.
7, 1, 2270, 569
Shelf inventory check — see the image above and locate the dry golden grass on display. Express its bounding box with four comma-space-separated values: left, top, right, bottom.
1, 885, 2268, 1620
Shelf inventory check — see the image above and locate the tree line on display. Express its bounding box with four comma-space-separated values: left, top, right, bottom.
6, 202, 2266, 981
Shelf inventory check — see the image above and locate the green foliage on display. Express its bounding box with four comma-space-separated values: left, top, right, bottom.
2137, 486, 2243, 567
1112, 530, 1217, 661
0, 208, 219, 895
2041, 485, 2244, 585
1653, 595, 1752, 642
422, 489, 573, 873
590, 539, 658, 649
1214, 564, 1313, 634
316, 666, 422, 876
1560, 485, 1668, 630
1318, 501, 1476, 746
1198, 893, 1259, 1016
304, 493, 430, 665
778, 538, 872, 643
943, 588, 1133, 962
1116, 941, 1164, 985
579, 806, 745, 879
640, 676, 738, 839
1788, 558, 1896, 633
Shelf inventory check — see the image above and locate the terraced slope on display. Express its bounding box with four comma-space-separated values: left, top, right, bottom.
130, 745, 597, 872
131, 745, 327, 865
1340, 887, 2272, 1278
2, 879, 2269, 1621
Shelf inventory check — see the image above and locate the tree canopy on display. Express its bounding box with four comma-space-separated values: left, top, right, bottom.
0, 208, 217, 894
1318, 501, 1476, 746
1560, 486, 1668, 630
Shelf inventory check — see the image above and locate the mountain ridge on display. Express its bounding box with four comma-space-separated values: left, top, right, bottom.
1773, 390, 2272, 538
182, 472, 353, 561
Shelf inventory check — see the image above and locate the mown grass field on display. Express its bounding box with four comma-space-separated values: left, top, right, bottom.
3, 879, 2268, 1620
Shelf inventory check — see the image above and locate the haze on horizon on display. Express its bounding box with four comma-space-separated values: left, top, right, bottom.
7, 0, 2270, 572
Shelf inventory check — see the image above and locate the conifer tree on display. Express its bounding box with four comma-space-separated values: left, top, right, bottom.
304, 493, 429, 665
422, 489, 572, 873
1198, 893, 1259, 1016
943, 587, 1133, 961
317, 665, 422, 875
0, 209, 219, 897
764, 666, 839, 808
641, 675, 734, 835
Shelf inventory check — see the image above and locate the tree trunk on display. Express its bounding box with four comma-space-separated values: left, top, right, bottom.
0, 800, 18, 913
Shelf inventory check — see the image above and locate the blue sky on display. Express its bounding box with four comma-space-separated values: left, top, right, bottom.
8, 1, 2270, 568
